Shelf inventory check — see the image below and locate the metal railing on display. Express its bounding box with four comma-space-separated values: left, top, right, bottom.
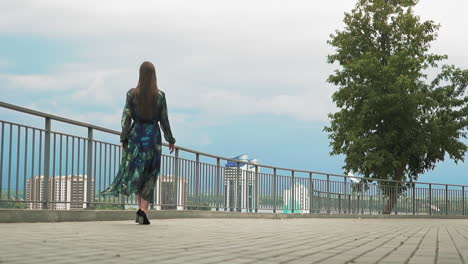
1, 100, 467, 215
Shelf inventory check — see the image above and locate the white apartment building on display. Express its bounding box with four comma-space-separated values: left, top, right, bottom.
154, 175, 188, 210
224, 154, 259, 211
27, 175, 94, 210
283, 183, 310, 213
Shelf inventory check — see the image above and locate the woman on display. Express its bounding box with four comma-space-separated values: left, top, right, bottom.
103, 61, 176, 225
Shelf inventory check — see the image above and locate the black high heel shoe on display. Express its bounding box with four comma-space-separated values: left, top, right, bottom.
135, 209, 142, 223
138, 210, 150, 225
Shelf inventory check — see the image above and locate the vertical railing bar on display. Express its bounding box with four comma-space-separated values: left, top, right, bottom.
65, 136, 69, 209
15, 125, 21, 200
236, 161, 240, 212
181, 158, 186, 210
291, 170, 295, 213
59, 135, 63, 206
52, 133, 56, 205
71, 137, 75, 208
43, 118, 51, 209
31, 129, 36, 207
192, 156, 196, 207
195, 153, 200, 206
216, 158, 220, 211
103, 143, 107, 203
189, 158, 193, 210
245, 167, 249, 212
77, 137, 81, 208
344, 177, 347, 214
209, 164, 216, 210
98, 142, 102, 205
204, 161, 208, 208
38, 130, 43, 208
7, 124, 12, 200
0, 122, 3, 200
273, 168, 277, 213
309, 173, 313, 214
429, 183, 432, 216
23, 127, 28, 201
81, 137, 85, 207
112, 144, 116, 205
174, 148, 179, 210
162, 154, 167, 208
462, 186, 465, 216
445, 185, 449, 216
93, 141, 97, 203
185, 160, 190, 209
255, 165, 259, 213
86, 128, 93, 209
201, 160, 205, 208
208, 161, 212, 209
326, 174, 330, 214
170, 154, 173, 207
360, 180, 364, 215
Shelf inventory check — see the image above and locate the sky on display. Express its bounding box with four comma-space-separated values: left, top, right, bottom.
0, 0, 467, 185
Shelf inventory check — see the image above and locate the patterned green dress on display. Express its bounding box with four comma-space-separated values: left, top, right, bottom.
102, 88, 176, 202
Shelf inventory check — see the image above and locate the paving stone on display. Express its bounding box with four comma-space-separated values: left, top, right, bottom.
0, 218, 467, 264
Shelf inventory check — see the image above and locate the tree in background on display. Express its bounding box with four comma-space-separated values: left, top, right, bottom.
325, 0, 468, 214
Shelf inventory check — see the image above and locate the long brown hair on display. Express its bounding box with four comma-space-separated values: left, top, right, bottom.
134, 61, 159, 120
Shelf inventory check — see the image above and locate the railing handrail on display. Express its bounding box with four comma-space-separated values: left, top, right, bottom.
0, 101, 120, 135
1, 100, 467, 188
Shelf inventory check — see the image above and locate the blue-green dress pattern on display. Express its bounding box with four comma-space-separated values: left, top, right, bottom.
102, 89, 176, 202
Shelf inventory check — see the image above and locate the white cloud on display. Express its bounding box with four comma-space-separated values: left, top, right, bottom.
1, 0, 467, 149
0, 59, 11, 69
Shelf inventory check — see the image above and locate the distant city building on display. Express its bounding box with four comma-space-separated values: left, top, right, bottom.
154, 175, 188, 210
224, 154, 259, 212
27, 175, 94, 210
283, 183, 309, 213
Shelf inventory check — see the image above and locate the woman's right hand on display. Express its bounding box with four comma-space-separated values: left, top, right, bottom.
169, 143, 176, 154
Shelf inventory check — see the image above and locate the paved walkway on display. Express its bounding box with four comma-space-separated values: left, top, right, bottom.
0, 218, 467, 264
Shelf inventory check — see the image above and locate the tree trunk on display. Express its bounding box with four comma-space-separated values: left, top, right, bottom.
382, 166, 404, 214
383, 188, 398, 214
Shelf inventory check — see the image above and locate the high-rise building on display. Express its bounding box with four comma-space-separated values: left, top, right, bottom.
27, 175, 94, 210
224, 154, 259, 212
154, 175, 189, 210
283, 183, 310, 213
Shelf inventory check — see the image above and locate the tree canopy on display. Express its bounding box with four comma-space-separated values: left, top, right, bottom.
325, 0, 468, 187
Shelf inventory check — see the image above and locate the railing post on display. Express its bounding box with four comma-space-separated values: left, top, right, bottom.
360, 181, 364, 215
195, 153, 200, 204
309, 173, 313, 214
412, 184, 416, 215
173, 148, 179, 210
326, 174, 330, 214
255, 165, 259, 213
339, 194, 342, 214
344, 177, 347, 214
245, 168, 250, 213
236, 161, 241, 212
273, 168, 277, 213
445, 184, 449, 216
429, 183, 432, 216
216, 158, 220, 211
291, 170, 295, 213
0, 122, 3, 200
86, 127, 93, 209
43, 117, 51, 209
462, 186, 465, 216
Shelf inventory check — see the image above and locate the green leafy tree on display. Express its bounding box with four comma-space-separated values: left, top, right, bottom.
325, 0, 468, 213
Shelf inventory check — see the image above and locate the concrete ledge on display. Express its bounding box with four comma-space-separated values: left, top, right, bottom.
1, 209, 468, 223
